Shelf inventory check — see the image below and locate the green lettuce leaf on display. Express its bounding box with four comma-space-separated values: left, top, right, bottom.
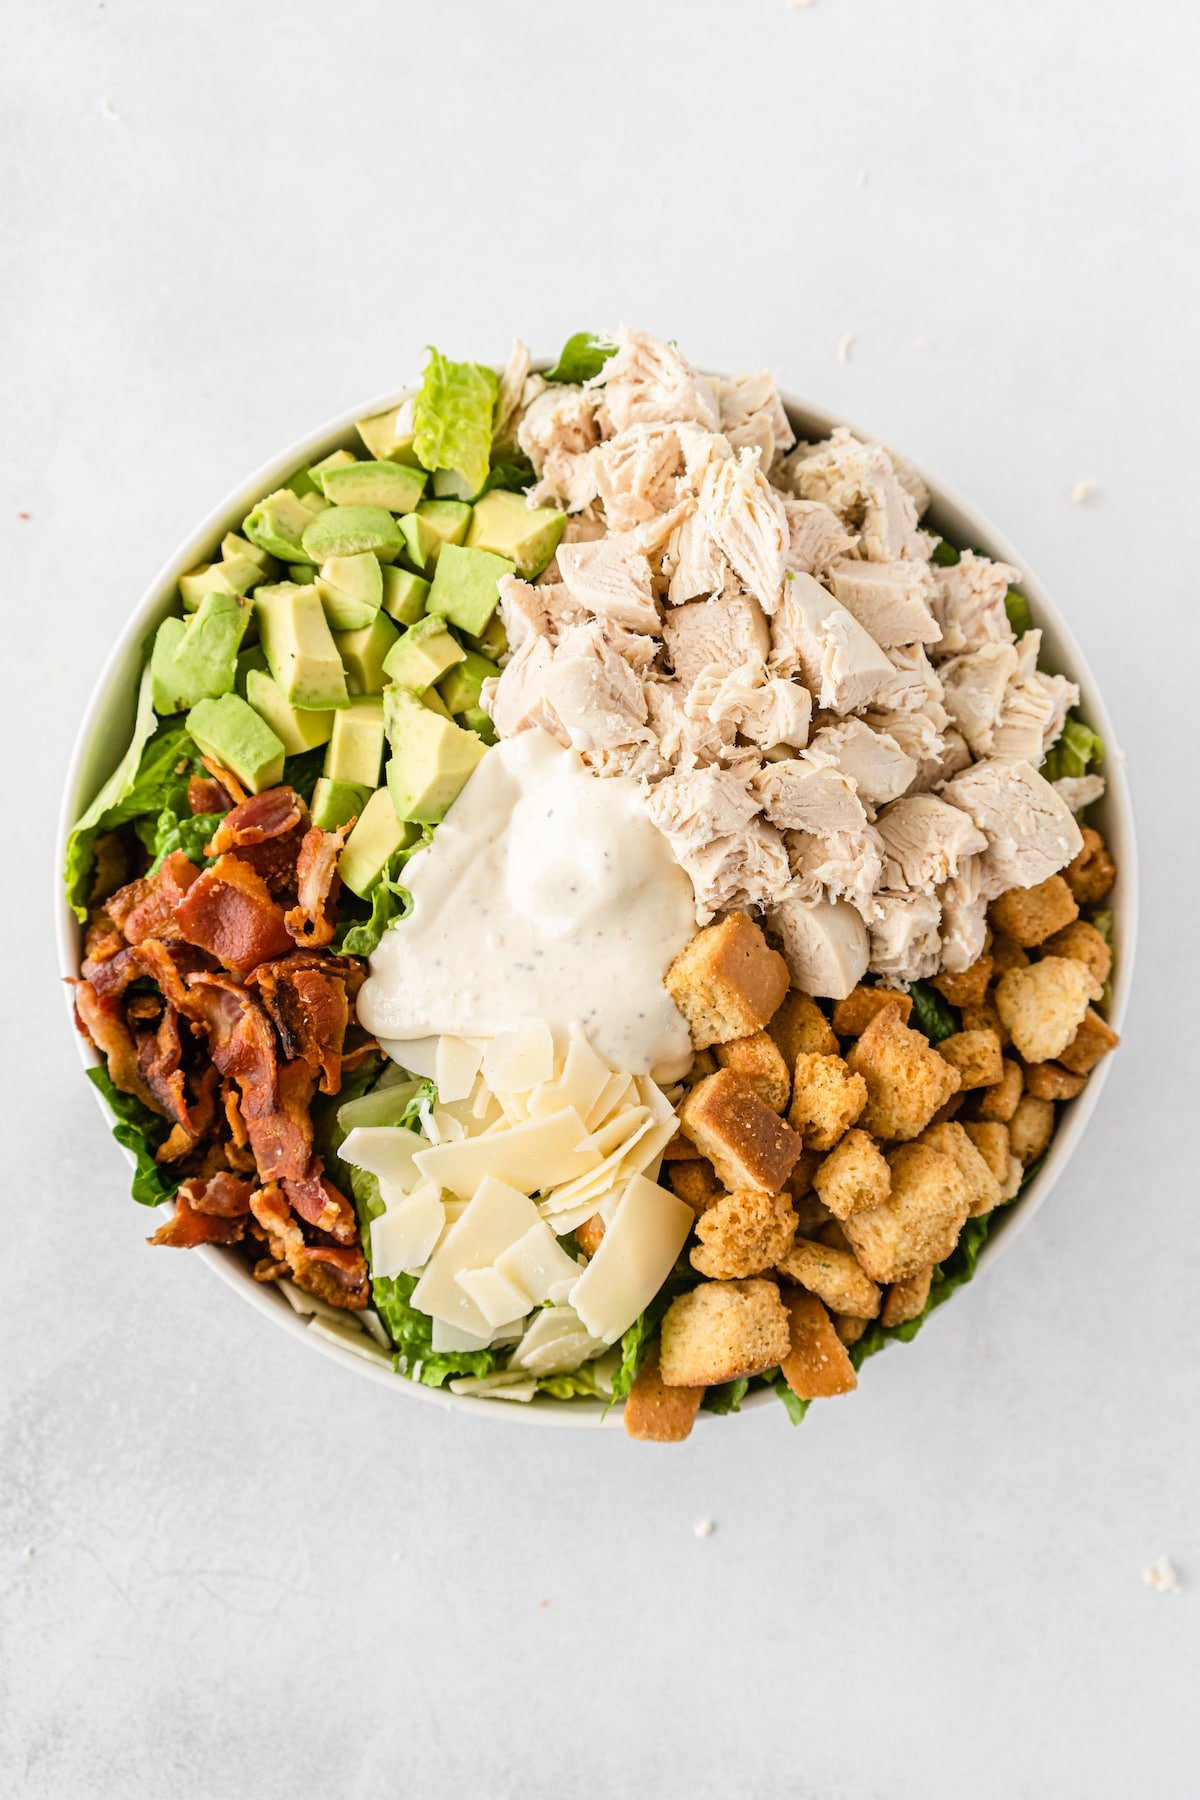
931, 538, 960, 567
146, 807, 223, 872
282, 745, 329, 804
1042, 714, 1105, 783
334, 826, 432, 957
608, 1253, 697, 1408
479, 458, 537, 496
543, 332, 616, 385
64, 667, 162, 919
907, 981, 960, 1043
772, 1378, 810, 1425
1005, 587, 1034, 635
85, 1065, 181, 1208
412, 348, 498, 497
704, 1377, 750, 1416
537, 1362, 613, 1401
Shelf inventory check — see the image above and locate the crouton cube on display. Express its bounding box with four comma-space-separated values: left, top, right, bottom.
768, 989, 838, 1061
1024, 1061, 1087, 1101
778, 1237, 882, 1319
976, 1057, 1023, 1123
819, 1218, 853, 1252
989, 875, 1079, 947
659, 1278, 791, 1387
1064, 825, 1116, 904
920, 1120, 1002, 1217
666, 912, 790, 1048
960, 998, 1009, 1047
831, 985, 913, 1038
841, 1142, 971, 1282
834, 1313, 869, 1347
845, 1008, 961, 1142
680, 1071, 804, 1193
881, 1265, 933, 1327
690, 1188, 797, 1280
792, 1191, 834, 1236
714, 1030, 791, 1112
667, 1158, 725, 1216
688, 1049, 718, 1083
963, 1120, 1012, 1185
623, 1342, 705, 1443
995, 957, 1102, 1064
930, 1090, 965, 1125
575, 1214, 605, 1258
1042, 919, 1113, 988
936, 1028, 1004, 1091
1009, 1094, 1055, 1165
662, 1127, 701, 1162
1058, 1007, 1121, 1076
812, 1128, 891, 1220
780, 1288, 858, 1399
786, 1148, 823, 1201
989, 935, 1030, 977
931, 955, 993, 1008
787, 1052, 868, 1151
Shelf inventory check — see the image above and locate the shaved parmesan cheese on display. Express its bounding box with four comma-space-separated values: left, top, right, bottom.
308, 1316, 393, 1365
431, 1317, 495, 1353
495, 1221, 581, 1306
435, 1035, 484, 1104
455, 1265, 531, 1329
414, 1107, 598, 1200
482, 1019, 556, 1095
569, 1175, 693, 1344
411, 1176, 542, 1334
370, 1186, 445, 1278
339, 1126, 425, 1192
448, 1373, 538, 1401
378, 1035, 441, 1079
509, 1305, 608, 1376
541, 1115, 657, 1215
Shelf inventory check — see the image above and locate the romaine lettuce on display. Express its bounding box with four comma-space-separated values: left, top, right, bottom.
906, 981, 960, 1043
1042, 714, 1105, 783
412, 348, 498, 498
1005, 587, 1034, 635
64, 667, 163, 919
544, 332, 616, 385
85, 1065, 181, 1208
333, 826, 432, 958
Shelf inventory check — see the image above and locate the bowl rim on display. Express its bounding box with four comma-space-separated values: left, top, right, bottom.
54, 378, 1139, 1430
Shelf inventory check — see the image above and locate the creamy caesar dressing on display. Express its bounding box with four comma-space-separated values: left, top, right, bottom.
357, 730, 697, 1081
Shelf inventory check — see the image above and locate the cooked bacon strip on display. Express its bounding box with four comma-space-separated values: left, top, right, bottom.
188, 773, 234, 816
249, 1183, 369, 1310
156, 1123, 198, 1163
208, 786, 306, 853
131, 938, 209, 1011
200, 754, 247, 806
251, 962, 348, 1094
284, 1161, 358, 1243
84, 910, 126, 969
135, 1005, 190, 1129
172, 854, 294, 977
150, 1191, 247, 1248
81, 944, 141, 998
90, 832, 130, 905
180, 1169, 255, 1216
285, 824, 350, 949
75, 981, 167, 1117
246, 1057, 315, 1182
108, 851, 200, 946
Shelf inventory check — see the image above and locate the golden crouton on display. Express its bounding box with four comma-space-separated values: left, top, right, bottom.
1064, 825, 1116, 905
842, 1142, 971, 1282
989, 934, 1030, 977
1058, 1007, 1121, 1076
780, 1289, 858, 1399
680, 1071, 804, 1193
667, 1158, 725, 1215
962, 1120, 1012, 1186
778, 1237, 882, 1319
920, 1120, 1002, 1217
787, 1052, 868, 1151
930, 1091, 965, 1125
831, 985, 912, 1038
989, 875, 1079, 947
715, 1030, 791, 1112
666, 912, 790, 1048
691, 1189, 798, 1280
575, 1214, 605, 1258
960, 998, 1009, 1048
845, 1008, 961, 1142
995, 957, 1102, 1064
819, 1218, 853, 1252
687, 1049, 719, 1084
662, 1127, 701, 1162
768, 989, 838, 1061
881, 1265, 933, 1328
791, 1190, 834, 1236
931, 955, 993, 1008
936, 1028, 1004, 1091
1042, 919, 1113, 988
976, 1057, 1023, 1123
623, 1342, 705, 1443
659, 1278, 791, 1387
1009, 1094, 1055, 1165
786, 1148, 823, 1201
1024, 1061, 1087, 1101
835, 1313, 870, 1347
812, 1128, 891, 1220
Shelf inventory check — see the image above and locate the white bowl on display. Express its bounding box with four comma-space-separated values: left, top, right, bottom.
56, 385, 1138, 1428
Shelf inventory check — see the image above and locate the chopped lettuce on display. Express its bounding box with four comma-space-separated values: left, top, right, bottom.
1005, 587, 1034, 636
333, 827, 432, 958
412, 348, 498, 498
64, 667, 164, 919
544, 331, 617, 385
145, 807, 223, 871
281, 744, 328, 804
704, 1377, 750, 1416
906, 980, 960, 1043
773, 1379, 810, 1426
608, 1253, 697, 1408
85, 1065, 181, 1208
931, 538, 960, 567
479, 459, 537, 496
1042, 714, 1105, 783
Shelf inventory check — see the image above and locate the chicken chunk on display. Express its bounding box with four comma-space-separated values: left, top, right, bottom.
599, 326, 720, 434
537, 621, 651, 754
780, 497, 858, 576
752, 758, 868, 835
769, 571, 896, 713
928, 551, 1019, 655
518, 384, 603, 512
766, 894, 870, 1000
937, 854, 989, 974
940, 643, 1020, 754
496, 573, 583, 653
992, 672, 1081, 764
554, 538, 661, 634
866, 890, 943, 985
941, 759, 1085, 901
592, 422, 716, 550
697, 448, 789, 615
786, 429, 929, 563
787, 824, 885, 919
662, 591, 770, 689
665, 508, 726, 603
711, 368, 795, 466
646, 766, 789, 915
804, 719, 918, 808
875, 795, 987, 894
645, 678, 735, 768
827, 558, 942, 647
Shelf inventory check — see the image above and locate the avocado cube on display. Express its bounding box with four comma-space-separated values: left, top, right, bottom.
466, 488, 566, 580
460, 705, 498, 745
320, 460, 427, 513
235, 642, 269, 697
151, 591, 252, 714
467, 613, 510, 661
222, 531, 278, 577
256, 583, 349, 711
311, 776, 372, 834
287, 562, 319, 585
244, 488, 321, 563
187, 694, 286, 795
309, 448, 358, 486
325, 696, 386, 788
384, 689, 488, 825
245, 667, 335, 755
179, 558, 260, 611
333, 610, 400, 695
438, 648, 499, 717
398, 499, 472, 574
380, 566, 430, 627
421, 686, 454, 722
427, 543, 514, 638
382, 616, 466, 693
339, 786, 416, 899
300, 504, 405, 565
315, 551, 383, 631
355, 406, 421, 468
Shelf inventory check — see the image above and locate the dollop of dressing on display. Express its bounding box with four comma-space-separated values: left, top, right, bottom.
357, 730, 696, 1081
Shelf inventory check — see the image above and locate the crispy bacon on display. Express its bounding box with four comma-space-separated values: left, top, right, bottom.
188, 773, 234, 816
135, 1005, 189, 1129
200, 754, 247, 806
208, 786, 306, 853
108, 852, 200, 946
81, 944, 141, 998
250, 961, 348, 1094
246, 1057, 315, 1182
250, 1183, 369, 1309
180, 1170, 255, 1216
150, 1191, 247, 1248
131, 938, 209, 1011
172, 854, 294, 978
76, 981, 166, 1117
285, 824, 350, 950
84, 910, 126, 969
284, 1162, 358, 1243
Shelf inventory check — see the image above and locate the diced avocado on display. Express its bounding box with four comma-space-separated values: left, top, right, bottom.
380, 565, 430, 626
245, 667, 334, 755
438, 648, 499, 716
339, 785, 416, 898
244, 488, 321, 562
179, 558, 260, 610
355, 405, 421, 468
319, 460, 427, 513
398, 499, 472, 573
287, 562, 319, 584
432, 467, 482, 502
301, 505, 404, 564
325, 696, 386, 788
309, 448, 358, 486
151, 591, 252, 714
333, 610, 400, 695
382, 615, 466, 692
427, 543, 514, 638
467, 613, 509, 661
186, 693, 285, 794
316, 551, 383, 631
255, 582, 349, 711
421, 686, 453, 721
222, 531, 277, 577
384, 689, 488, 824
284, 467, 320, 500
459, 705, 498, 745
235, 643, 269, 696
311, 776, 371, 833
467, 488, 566, 580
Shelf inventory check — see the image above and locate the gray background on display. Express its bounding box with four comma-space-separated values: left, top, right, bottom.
4, 2, 1198, 1795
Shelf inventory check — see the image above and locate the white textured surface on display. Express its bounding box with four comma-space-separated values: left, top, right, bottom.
4, 1, 1198, 1794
